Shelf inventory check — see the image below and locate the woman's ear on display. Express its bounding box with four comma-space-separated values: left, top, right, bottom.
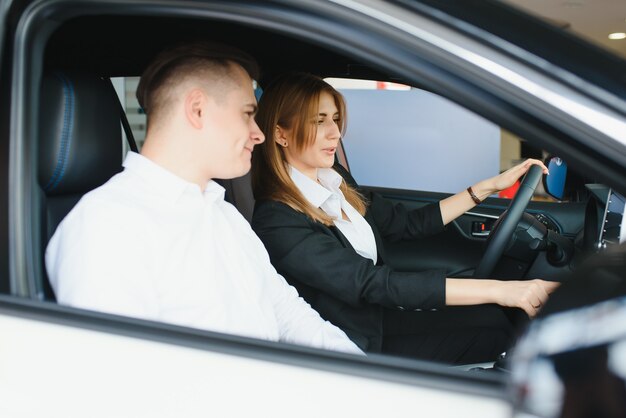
275, 125, 289, 148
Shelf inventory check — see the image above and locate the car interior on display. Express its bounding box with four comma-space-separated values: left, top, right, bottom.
8, 7, 622, 369
33, 14, 422, 300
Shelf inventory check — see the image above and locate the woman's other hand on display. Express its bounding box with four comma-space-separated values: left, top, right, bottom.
446, 278, 559, 316
492, 279, 560, 317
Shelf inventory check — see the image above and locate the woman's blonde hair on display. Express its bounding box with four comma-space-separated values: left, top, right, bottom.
252, 73, 367, 225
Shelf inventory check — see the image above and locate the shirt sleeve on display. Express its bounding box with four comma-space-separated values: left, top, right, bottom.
262, 264, 365, 355
45, 198, 159, 320
252, 201, 446, 311
244, 228, 363, 355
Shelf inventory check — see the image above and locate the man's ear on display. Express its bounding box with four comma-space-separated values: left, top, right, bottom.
185, 88, 206, 130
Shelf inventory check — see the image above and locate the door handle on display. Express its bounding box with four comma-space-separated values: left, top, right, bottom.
471, 221, 492, 237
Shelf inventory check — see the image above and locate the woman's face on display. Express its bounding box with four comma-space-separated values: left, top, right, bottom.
281, 91, 341, 180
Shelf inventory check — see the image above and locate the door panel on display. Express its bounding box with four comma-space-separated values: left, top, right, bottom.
363, 186, 586, 278
0, 297, 509, 417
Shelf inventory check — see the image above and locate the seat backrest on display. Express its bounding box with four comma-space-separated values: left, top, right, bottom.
214, 83, 265, 222
38, 71, 123, 299
216, 171, 256, 223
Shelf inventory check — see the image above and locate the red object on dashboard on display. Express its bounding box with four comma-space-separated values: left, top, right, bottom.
499, 180, 520, 199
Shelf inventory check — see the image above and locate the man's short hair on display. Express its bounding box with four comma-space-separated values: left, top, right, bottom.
136, 41, 259, 120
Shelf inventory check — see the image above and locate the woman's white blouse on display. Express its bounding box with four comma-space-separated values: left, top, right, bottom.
290, 166, 378, 264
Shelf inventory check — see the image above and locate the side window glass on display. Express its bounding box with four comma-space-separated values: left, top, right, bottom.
111, 77, 147, 150
325, 78, 557, 201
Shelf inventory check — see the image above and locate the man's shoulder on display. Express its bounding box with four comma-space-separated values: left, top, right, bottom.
79, 172, 140, 211
61, 170, 154, 230
217, 199, 259, 234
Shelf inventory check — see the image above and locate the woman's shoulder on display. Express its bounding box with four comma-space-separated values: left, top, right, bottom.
252, 198, 310, 225
254, 198, 293, 213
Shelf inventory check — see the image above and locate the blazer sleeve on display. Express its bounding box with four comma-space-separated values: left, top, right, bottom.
333, 163, 445, 243
368, 193, 444, 242
252, 200, 446, 310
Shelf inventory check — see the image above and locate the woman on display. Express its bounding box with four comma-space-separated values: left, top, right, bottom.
251, 73, 559, 363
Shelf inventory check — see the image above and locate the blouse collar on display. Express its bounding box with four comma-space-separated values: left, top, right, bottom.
289, 165, 343, 209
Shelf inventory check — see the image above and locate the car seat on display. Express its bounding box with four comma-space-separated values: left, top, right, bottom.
38, 71, 124, 300
36, 71, 257, 300
216, 172, 255, 223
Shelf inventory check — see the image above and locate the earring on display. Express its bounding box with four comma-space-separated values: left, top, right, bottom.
283, 141, 288, 147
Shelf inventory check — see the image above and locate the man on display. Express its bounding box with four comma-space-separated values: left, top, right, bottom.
46, 42, 362, 355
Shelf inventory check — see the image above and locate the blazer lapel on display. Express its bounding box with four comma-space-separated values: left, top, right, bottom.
326, 223, 353, 249
332, 163, 387, 266
364, 210, 387, 265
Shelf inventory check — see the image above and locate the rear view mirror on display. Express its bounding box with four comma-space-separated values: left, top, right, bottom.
543, 157, 567, 200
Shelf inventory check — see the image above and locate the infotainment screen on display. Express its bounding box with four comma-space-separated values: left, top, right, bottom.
599, 189, 626, 247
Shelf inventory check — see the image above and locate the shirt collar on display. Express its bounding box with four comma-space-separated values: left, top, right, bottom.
289, 165, 345, 209
122, 152, 225, 204
317, 167, 343, 192
289, 166, 331, 208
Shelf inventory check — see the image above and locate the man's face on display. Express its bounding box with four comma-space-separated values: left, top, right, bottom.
203, 66, 265, 180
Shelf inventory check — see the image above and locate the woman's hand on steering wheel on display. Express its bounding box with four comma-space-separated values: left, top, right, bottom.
489, 159, 549, 194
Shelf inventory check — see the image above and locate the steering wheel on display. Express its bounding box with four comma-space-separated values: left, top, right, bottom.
473, 164, 543, 278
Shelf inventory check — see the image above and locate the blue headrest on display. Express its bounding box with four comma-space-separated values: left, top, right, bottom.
38, 72, 123, 196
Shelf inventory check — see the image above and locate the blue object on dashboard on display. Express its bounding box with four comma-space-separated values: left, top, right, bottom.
545, 157, 567, 200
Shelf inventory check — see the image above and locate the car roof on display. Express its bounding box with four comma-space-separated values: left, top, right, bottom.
43, 14, 390, 85
36, 1, 626, 98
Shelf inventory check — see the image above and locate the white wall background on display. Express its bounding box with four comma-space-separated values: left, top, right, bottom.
338, 88, 501, 193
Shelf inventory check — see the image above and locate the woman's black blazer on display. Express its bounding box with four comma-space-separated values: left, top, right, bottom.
251, 164, 447, 352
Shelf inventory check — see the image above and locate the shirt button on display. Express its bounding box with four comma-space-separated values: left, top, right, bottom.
414, 308, 422, 312
430, 308, 437, 311
396, 306, 405, 311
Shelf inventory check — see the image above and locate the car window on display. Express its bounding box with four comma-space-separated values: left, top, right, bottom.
326, 78, 557, 201
114, 75, 558, 201
111, 77, 146, 150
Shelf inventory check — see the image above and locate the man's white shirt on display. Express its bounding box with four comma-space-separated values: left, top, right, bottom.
46, 152, 362, 355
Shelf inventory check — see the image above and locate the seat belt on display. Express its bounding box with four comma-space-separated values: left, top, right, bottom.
106, 78, 139, 153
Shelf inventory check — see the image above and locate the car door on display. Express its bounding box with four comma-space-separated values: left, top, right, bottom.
1, 0, 625, 415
